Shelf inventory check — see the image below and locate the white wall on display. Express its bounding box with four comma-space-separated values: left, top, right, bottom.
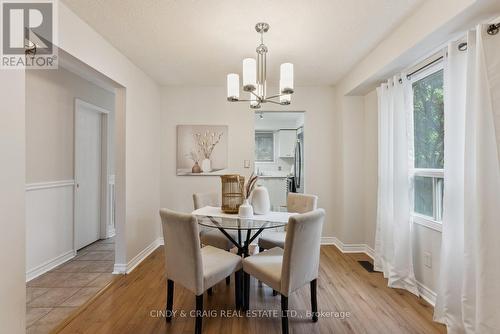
160, 86, 341, 238
58, 3, 162, 268
24, 68, 115, 279
0, 70, 26, 333
26, 68, 115, 183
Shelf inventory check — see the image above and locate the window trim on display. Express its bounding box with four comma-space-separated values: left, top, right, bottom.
410, 63, 445, 233
412, 214, 443, 232
254, 131, 275, 163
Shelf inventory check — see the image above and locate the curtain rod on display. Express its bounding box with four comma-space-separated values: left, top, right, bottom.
399, 22, 499, 83
406, 56, 444, 80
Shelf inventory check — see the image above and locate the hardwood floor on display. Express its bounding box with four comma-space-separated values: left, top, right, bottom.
56, 246, 446, 334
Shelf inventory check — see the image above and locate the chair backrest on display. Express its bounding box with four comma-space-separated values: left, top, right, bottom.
193, 192, 220, 210
281, 209, 325, 296
159, 209, 204, 295
287, 193, 318, 213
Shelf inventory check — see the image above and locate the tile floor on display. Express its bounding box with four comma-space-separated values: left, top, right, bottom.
26, 237, 116, 334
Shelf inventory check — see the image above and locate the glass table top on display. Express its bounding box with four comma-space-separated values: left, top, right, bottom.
197, 216, 288, 231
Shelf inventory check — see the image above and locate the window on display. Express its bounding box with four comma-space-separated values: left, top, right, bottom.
411, 66, 444, 227
255, 131, 274, 162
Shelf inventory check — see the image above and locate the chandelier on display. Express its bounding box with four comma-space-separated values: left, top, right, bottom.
226, 23, 294, 109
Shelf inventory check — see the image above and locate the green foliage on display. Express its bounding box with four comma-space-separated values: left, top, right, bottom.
412, 70, 444, 169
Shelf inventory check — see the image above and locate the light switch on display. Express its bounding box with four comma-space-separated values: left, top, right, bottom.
244, 160, 251, 168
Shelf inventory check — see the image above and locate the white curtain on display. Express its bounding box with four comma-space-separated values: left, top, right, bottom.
434, 25, 500, 334
375, 76, 419, 295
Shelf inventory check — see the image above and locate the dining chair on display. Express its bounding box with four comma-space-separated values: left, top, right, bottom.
243, 209, 325, 334
258, 192, 318, 251
193, 192, 239, 287
160, 209, 242, 334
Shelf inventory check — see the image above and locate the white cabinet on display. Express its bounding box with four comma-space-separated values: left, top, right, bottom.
256, 177, 287, 210
278, 129, 296, 158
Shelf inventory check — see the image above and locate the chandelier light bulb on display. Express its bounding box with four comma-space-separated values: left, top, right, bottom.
227, 73, 240, 101
280, 63, 294, 94
242, 58, 257, 91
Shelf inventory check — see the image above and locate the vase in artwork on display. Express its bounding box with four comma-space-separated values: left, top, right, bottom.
251, 185, 270, 214
201, 158, 212, 172
191, 162, 201, 173
238, 199, 253, 218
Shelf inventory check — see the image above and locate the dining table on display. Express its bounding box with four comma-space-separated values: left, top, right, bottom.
191, 205, 296, 309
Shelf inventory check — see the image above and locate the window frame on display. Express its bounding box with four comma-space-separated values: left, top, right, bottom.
410, 61, 445, 233
254, 131, 276, 163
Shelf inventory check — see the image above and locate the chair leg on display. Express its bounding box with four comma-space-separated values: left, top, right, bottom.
195, 294, 203, 334
166, 279, 174, 323
207, 287, 213, 296
311, 279, 318, 322
243, 272, 250, 311
235, 269, 242, 309
257, 247, 264, 286
226, 275, 231, 285
281, 294, 289, 334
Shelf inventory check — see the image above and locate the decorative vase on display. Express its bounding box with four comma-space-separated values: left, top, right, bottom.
201, 158, 212, 172
191, 162, 201, 173
238, 199, 253, 218
251, 185, 270, 214
221, 175, 245, 213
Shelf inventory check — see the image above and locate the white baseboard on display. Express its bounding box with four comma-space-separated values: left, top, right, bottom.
326, 236, 436, 306
106, 226, 116, 239
26, 249, 76, 282
113, 237, 164, 275
326, 237, 374, 259
417, 281, 437, 306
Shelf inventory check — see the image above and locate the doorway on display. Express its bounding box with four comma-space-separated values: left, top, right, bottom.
253, 111, 305, 210
74, 99, 110, 250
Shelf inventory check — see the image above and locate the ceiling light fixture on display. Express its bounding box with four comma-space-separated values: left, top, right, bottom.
227, 23, 294, 109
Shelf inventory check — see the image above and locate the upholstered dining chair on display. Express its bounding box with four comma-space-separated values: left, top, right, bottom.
243, 209, 325, 334
258, 192, 318, 251
193, 192, 239, 288
160, 209, 242, 334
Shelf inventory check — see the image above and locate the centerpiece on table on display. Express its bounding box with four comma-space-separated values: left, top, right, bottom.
238, 173, 259, 218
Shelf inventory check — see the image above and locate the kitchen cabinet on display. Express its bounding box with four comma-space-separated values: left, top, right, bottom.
278, 129, 296, 158
256, 177, 288, 210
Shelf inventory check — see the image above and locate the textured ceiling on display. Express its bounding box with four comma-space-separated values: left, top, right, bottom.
62, 0, 424, 86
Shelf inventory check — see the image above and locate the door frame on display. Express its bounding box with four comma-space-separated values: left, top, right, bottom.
73, 98, 112, 251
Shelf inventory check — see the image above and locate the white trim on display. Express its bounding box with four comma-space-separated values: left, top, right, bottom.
327, 237, 374, 256
328, 237, 437, 306
412, 214, 443, 232
113, 237, 164, 275
75, 98, 111, 114
26, 249, 76, 282
26, 180, 75, 191
105, 227, 116, 239
417, 281, 437, 306
412, 168, 444, 178
320, 237, 336, 245
365, 245, 375, 259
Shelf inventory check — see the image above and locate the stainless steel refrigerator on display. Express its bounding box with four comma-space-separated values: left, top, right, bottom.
288, 127, 304, 193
